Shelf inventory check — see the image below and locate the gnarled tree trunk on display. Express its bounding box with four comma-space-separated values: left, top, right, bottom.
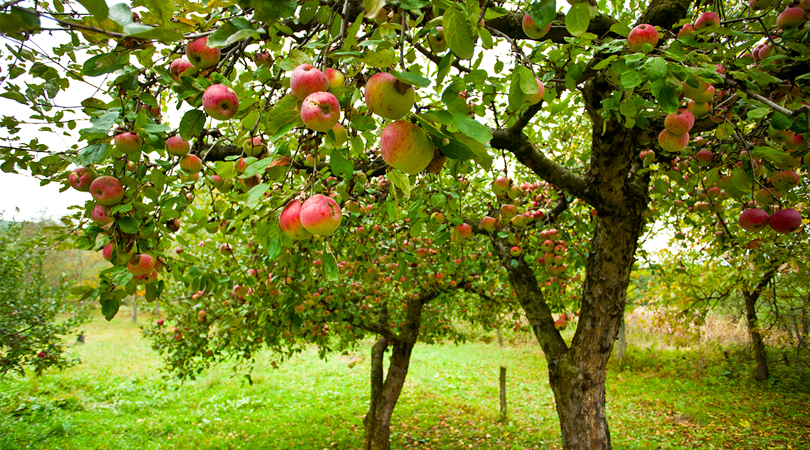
742, 269, 775, 382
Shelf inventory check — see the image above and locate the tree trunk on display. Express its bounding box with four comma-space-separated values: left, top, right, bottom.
499, 366, 507, 422
743, 289, 768, 381
131, 298, 138, 323
615, 316, 627, 362
153, 302, 160, 316
363, 338, 416, 450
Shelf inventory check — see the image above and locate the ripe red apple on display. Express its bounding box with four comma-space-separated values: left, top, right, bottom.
91, 203, 114, 225
137, 269, 158, 285
771, 170, 800, 192
301, 91, 341, 132
290, 64, 328, 100
300, 194, 342, 235
179, 154, 203, 173
658, 130, 690, 152
523, 77, 545, 105
102, 242, 114, 261
695, 12, 720, 29
186, 37, 220, 69
492, 177, 510, 196
554, 317, 567, 331
677, 24, 695, 38
114, 132, 141, 154
522, 13, 550, 39
69, 167, 97, 191
280, 200, 312, 240
324, 68, 345, 90
627, 24, 659, 51
739, 208, 770, 232
89, 176, 124, 205
141, 105, 160, 118
769, 208, 802, 233
778, 7, 805, 29
664, 108, 695, 136
481, 216, 498, 232
750, 0, 777, 11
364, 72, 415, 120
428, 26, 448, 52
157, 318, 165, 326
202, 84, 239, 120
127, 253, 155, 276
695, 149, 713, 167
380, 120, 434, 175
784, 134, 806, 152
510, 246, 522, 257
166, 136, 191, 156
169, 58, 196, 80
454, 223, 472, 241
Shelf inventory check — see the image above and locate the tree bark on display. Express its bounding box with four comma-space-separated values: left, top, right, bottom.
130, 298, 138, 323
615, 315, 627, 362
742, 269, 774, 382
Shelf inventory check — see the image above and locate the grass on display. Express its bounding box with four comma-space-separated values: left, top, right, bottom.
0, 312, 808, 450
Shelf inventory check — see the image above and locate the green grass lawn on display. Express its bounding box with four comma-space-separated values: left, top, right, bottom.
1, 312, 808, 449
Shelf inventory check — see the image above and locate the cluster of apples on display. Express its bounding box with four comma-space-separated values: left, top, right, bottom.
279, 195, 342, 240
290, 64, 344, 132
480, 177, 546, 235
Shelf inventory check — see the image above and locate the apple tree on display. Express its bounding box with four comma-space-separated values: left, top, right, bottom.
1, 0, 809, 449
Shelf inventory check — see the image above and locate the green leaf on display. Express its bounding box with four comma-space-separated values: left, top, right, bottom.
77, 144, 108, 166
266, 95, 302, 136
108, 3, 133, 27
508, 73, 525, 111
363, 0, 386, 18
452, 112, 492, 144
117, 217, 140, 234
651, 79, 679, 114
400, 0, 430, 10
330, 148, 353, 178
245, 183, 269, 209
620, 71, 642, 89
443, 5, 475, 60
82, 53, 126, 77
527, 0, 556, 29
77, 0, 108, 20
363, 48, 398, 68
179, 110, 206, 141
101, 298, 119, 321
207, 18, 260, 48
746, 108, 770, 120
390, 71, 431, 87
565, 3, 590, 37
0, 7, 40, 35
387, 170, 411, 199
323, 252, 339, 281
517, 66, 539, 95
640, 57, 667, 80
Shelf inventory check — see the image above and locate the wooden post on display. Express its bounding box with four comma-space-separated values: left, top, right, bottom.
499, 366, 507, 422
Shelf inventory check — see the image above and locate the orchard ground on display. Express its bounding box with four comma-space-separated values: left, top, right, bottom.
0, 311, 808, 450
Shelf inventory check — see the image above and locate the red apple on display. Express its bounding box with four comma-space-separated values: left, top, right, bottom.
166, 136, 191, 156
428, 26, 448, 52
677, 24, 696, 38
114, 132, 142, 154
768, 208, 802, 233
658, 130, 690, 152
91, 203, 114, 225
380, 120, 434, 175
664, 108, 695, 136
739, 208, 770, 232
364, 72, 415, 120
69, 167, 97, 192
454, 223, 472, 241
254, 52, 272, 67
202, 84, 239, 120
481, 216, 498, 232
784, 134, 806, 152
219, 243, 233, 254
301, 91, 341, 132
186, 37, 220, 69
280, 200, 313, 240
179, 154, 203, 173
687, 100, 712, 117
127, 253, 155, 276
627, 24, 659, 51
325, 68, 345, 89
169, 58, 196, 80
522, 13, 551, 39
695, 150, 714, 167
523, 77, 545, 105
290, 64, 329, 100
300, 194, 342, 235
137, 269, 158, 285
89, 176, 125, 205
492, 177, 510, 196
695, 12, 720, 29
501, 204, 518, 219
102, 242, 114, 261
510, 246, 522, 257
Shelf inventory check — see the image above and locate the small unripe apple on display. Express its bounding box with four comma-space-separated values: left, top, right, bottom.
179, 154, 203, 173
658, 130, 690, 152
771, 170, 800, 192
244, 136, 264, 157
380, 120, 434, 175
431, 212, 445, 224
427, 26, 448, 53
364, 72, 415, 120
769, 208, 802, 233
627, 24, 659, 51
169, 58, 196, 80
89, 176, 124, 205
325, 68, 345, 89
328, 123, 348, 147
301, 91, 341, 132
501, 204, 518, 219
492, 177, 510, 196
694, 12, 720, 29
220, 243, 233, 254
300, 194, 342, 236
127, 253, 155, 276
69, 167, 98, 192
523, 77, 545, 105
522, 13, 551, 39
202, 84, 239, 121
510, 246, 522, 257
186, 37, 220, 69
114, 132, 141, 154
254, 52, 272, 67
290, 64, 329, 99
280, 199, 313, 240
687, 100, 712, 117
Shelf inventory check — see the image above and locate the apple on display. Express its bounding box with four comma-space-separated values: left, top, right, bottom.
242, 136, 264, 157
280, 200, 313, 240
523, 77, 545, 105
750, 0, 777, 11
290, 64, 329, 99
114, 132, 141, 154
784, 134, 806, 152
101, 242, 114, 261
179, 154, 203, 173
778, 7, 805, 29
501, 204, 518, 219
380, 120, 434, 175
522, 13, 551, 39
510, 246, 522, 257
166, 136, 191, 156
301, 91, 341, 132
481, 216, 498, 232
91, 203, 114, 225
739, 208, 770, 232
755, 188, 781, 206
664, 108, 695, 136
431, 212, 445, 224
169, 58, 196, 80
771, 170, 800, 192
254, 52, 272, 67
220, 243, 233, 254
127, 253, 155, 276
678, 24, 696, 38
492, 177, 510, 196
695, 149, 713, 167
769, 208, 802, 233
694, 12, 720, 29
804, 152, 810, 168
364, 72, 415, 120
325, 68, 345, 89
186, 37, 220, 69
428, 26, 448, 53
327, 123, 348, 147
137, 269, 158, 285
69, 167, 97, 191
627, 24, 659, 51
681, 79, 710, 100
203, 84, 239, 120
687, 100, 712, 117
455, 223, 472, 241
157, 318, 165, 326
89, 176, 124, 205
658, 130, 690, 152
300, 194, 342, 235
554, 317, 567, 331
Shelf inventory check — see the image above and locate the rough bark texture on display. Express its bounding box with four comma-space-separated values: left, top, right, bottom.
615, 317, 627, 362
742, 270, 775, 382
